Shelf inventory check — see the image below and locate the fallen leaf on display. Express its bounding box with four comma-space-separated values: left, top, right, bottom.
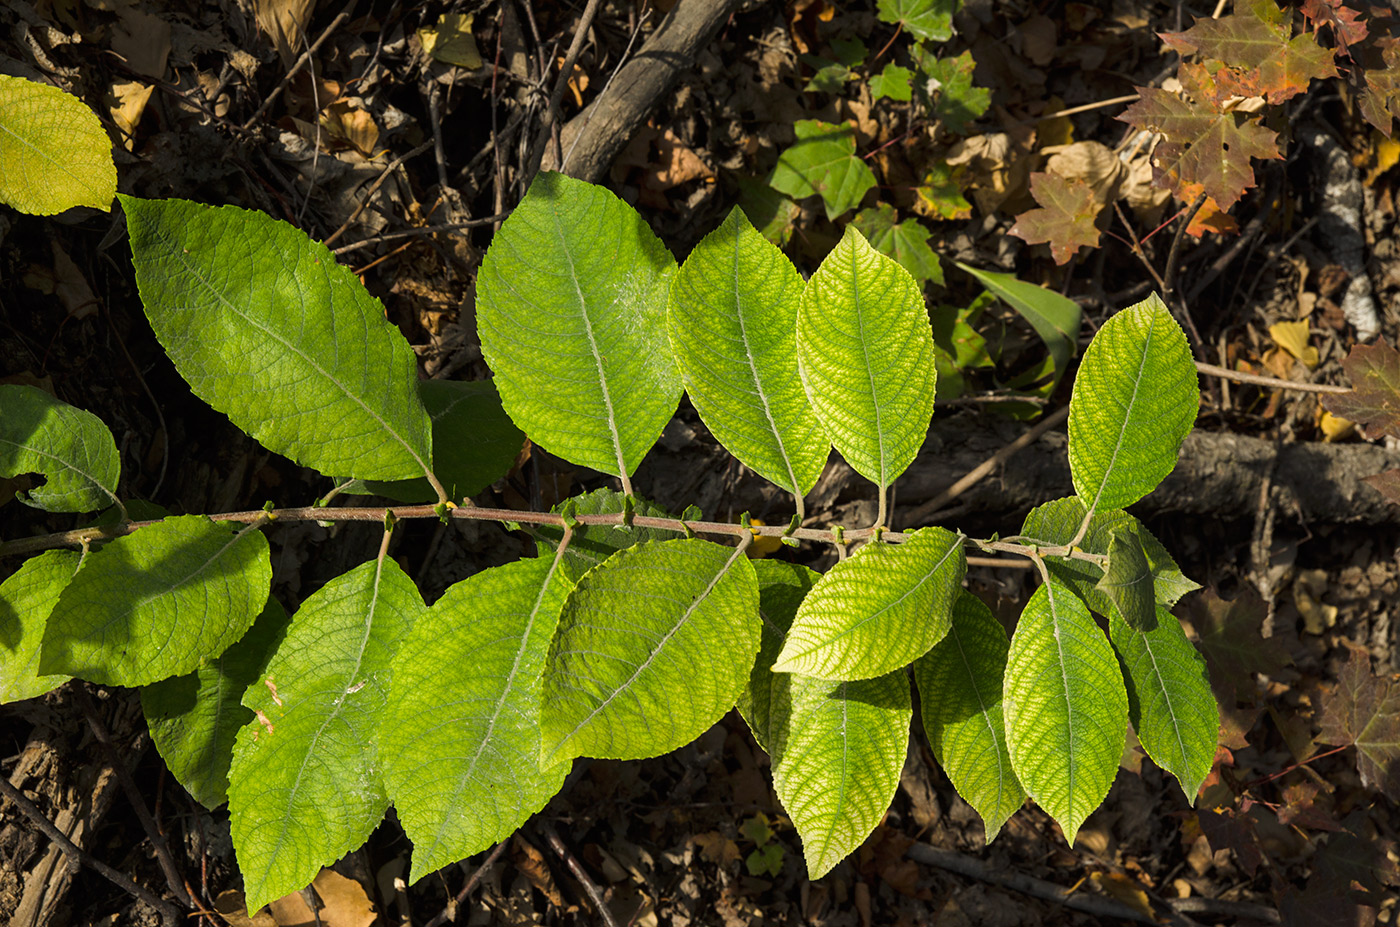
254, 0, 316, 66
108, 81, 155, 149
1269, 320, 1319, 369
110, 7, 171, 78
418, 13, 483, 69
1364, 469, 1400, 505
1009, 172, 1103, 264
1316, 642, 1400, 799
1042, 141, 1126, 204
1321, 340, 1400, 439
214, 889, 277, 927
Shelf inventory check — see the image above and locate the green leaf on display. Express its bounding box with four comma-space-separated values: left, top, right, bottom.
1068, 293, 1198, 512
1109, 607, 1218, 801
773, 527, 964, 680
535, 489, 676, 583
383, 556, 570, 882
953, 262, 1081, 386
736, 175, 799, 246
739, 566, 910, 878
798, 227, 938, 492
738, 560, 819, 753
1020, 497, 1199, 613
769, 121, 877, 221
870, 64, 914, 102
342, 379, 525, 503
1003, 582, 1128, 844
0, 74, 116, 215
540, 538, 760, 763
773, 670, 911, 879
0, 384, 120, 513
1096, 530, 1156, 631
668, 207, 829, 499
877, 0, 957, 42
804, 59, 854, 93
0, 550, 80, 704
141, 598, 289, 808
852, 204, 944, 286
120, 195, 434, 483
228, 556, 425, 911
914, 591, 1025, 840
476, 172, 681, 480
918, 50, 991, 134
41, 516, 272, 687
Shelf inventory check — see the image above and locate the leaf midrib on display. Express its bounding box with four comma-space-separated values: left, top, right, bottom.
1087, 314, 1156, 513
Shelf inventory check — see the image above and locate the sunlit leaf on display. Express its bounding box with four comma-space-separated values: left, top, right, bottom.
954, 263, 1081, 385
0, 74, 115, 215
769, 121, 877, 220
0, 384, 121, 513
877, 0, 956, 41
1009, 173, 1103, 265
852, 204, 944, 285
0, 550, 80, 704
534, 489, 676, 582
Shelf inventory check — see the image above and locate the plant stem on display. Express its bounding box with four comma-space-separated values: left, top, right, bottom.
1194, 361, 1350, 394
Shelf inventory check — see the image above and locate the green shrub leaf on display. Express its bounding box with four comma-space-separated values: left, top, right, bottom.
535, 489, 676, 582
773, 527, 964, 680
229, 556, 424, 911
341, 379, 525, 503
738, 560, 819, 753
668, 207, 828, 499
1109, 607, 1218, 801
1021, 497, 1199, 613
141, 598, 289, 808
0, 74, 116, 215
0, 550, 80, 704
739, 564, 910, 879
852, 204, 944, 285
1003, 582, 1128, 844
540, 538, 760, 763
798, 227, 938, 493
769, 121, 877, 220
1096, 530, 1156, 631
120, 195, 434, 483
1068, 294, 1198, 512
914, 591, 1024, 841
877, 0, 956, 42
383, 556, 571, 882
0, 384, 121, 513
954, 262, 1081, 385
476, 172, 681, 480
41, 516, 271, 686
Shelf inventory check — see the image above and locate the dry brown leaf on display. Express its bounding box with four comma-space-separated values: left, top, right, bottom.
944, 130, 1035, 214
320, 102, 379, 157
691, 831, 742, 865
1088, 872, 1155, 919
1120, 146, 1173, 219
310, 870, 377, 927
110, 7, 171, 78
214, 889, 277, 927
513, 834, 564, 906
268, 890, 315, 927
418, 13, 483, 69
1017, 15, 1058, 66
1319, 410, 1355, 442
1042, 141, 1126, 205
254, 0, 316, 66
1270, 320, 1319, 369
108, 81, 154, 149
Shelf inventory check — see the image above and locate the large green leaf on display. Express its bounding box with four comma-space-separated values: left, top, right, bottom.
540, 538, 760, 763
141, 598, 289, 808
1003, 582, 1127, 844
738, 563, 909, 879
852, 204, 944, 286
0, 384, 120, 513
228, 556, 424, 911
1020, 497, 1198, 615
120, 195, 433, 483
1068, 294, 1198, 512
798, 227, 938, 493
954, 262, 1081, 385
877, 0, 956, 41
1109, 607, 1217, 801
41, 516, 271, 687
668, 207, 828, 499
773, 527, 963, 680
535, 489, 676, 583
341, 379, 525, 503
0, 550, 80, 704
914, 591, 1024, 841
737, 560, 819, 753
0, 74, 116, 215
769, 121, 877, 221
476, 172, 681, 480
383, 556, 571, 882
1096, 530, 1156, 631
773, 672, 910, 879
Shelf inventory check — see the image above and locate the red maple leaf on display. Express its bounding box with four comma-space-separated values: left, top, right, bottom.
1161, 0, 1338, 102
1351, 36, 1400, 136
1321, 339, 1400, 439
1119, 64, 1282, 209
1008, 173, 1103, 264
1316, 643, 1400, 800
1300, 0, 1370, 53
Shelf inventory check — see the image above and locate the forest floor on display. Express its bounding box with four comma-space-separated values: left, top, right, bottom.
1, 0, 1399, 925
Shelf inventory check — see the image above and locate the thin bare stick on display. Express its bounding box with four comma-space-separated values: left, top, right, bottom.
323, 140, 435, 246
524, 0, 605, 181
1195, 361, 1350, 394
904, 407, 1070, 526
331, 214, 509, 255
1017, 94, 1141, 125
423, 840, 509, 927
0, 776, 185, 927
1164, 192, 1207, 300
242, 7, 353, 130
72, 687, 192, 910
539, 821, 621, 927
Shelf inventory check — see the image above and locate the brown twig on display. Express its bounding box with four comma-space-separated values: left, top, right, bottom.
241, 6, 353, 130
322, 140, 436, 247
0, 776, 185, 927
331, 214, 509, 255
524, 0, 605, 182
903, 407, 1071, 526
1194, 361, 1350, 394
423, 840, 509, 927
538, 821, 621, 927
72, 687, 193, 910
1164, 193, 1208, 346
